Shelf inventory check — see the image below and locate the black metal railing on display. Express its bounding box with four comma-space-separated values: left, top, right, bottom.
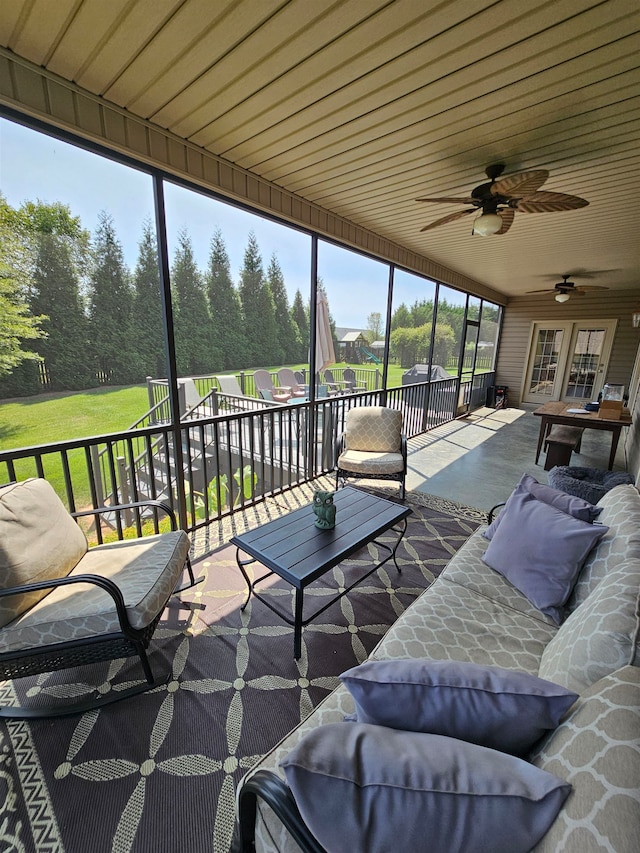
0, 373, 494, 540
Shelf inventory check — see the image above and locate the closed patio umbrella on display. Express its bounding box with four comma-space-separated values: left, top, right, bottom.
315, 289, 336, 372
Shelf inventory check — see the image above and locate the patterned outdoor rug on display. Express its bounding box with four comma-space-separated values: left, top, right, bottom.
0, 488, 483, 853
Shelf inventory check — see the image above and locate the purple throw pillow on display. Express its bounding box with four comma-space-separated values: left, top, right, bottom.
484, 472, 602, 540
482, 489, 608, 624
340, 659, 577, 755
281, 723, 571, 853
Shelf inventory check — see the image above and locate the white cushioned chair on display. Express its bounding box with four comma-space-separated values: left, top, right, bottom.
335, 406, 407, 499
0, 478, 194, 718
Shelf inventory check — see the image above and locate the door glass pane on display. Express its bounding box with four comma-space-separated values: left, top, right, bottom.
529, 329, 563, 396
566, 329, 606, 399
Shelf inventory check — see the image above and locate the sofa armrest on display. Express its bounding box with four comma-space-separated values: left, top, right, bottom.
237, 770, 326, 853
487, 501, 506, 523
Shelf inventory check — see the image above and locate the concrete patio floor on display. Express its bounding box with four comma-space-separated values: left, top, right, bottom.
406, 404, 632, 512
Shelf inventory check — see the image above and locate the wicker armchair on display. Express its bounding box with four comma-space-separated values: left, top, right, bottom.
0, 478, 194, 719
335, 406, 407, 499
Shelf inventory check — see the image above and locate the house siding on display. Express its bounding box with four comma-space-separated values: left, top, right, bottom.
496, 290, 640, 480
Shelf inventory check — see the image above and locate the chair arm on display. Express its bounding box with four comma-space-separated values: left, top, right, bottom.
401, 433, 407, 470
237, 770, 326, 853
0, 573, 136, 636
487, 502, 506, 523
72, 500, 179, 531
335, 432, 346, 464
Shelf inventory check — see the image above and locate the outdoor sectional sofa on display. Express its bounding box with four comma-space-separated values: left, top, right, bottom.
236, 481, 640, 852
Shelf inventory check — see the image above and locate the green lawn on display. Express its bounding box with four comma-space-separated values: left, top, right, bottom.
0, 363, 439, 501
0, 385, 151, 500
0, 385, 150, 452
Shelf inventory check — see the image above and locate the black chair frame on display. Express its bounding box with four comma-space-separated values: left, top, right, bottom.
0, 500, 196, 719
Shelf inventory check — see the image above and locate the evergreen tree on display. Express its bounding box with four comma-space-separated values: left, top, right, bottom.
30, 232, 91, 390
206, 228, 245, 370
266, 253, 301, 363
391, 302, 412, 331
132, 220, 166, 379
238, 232, 280, 366
291, 289, 309, 360
172, 230, 216, 375
88, 212, 135, 384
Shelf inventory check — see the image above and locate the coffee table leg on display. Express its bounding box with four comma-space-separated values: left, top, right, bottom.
235, 547, 254, 610
390, 518, 408, 573
294, 588, 304, 659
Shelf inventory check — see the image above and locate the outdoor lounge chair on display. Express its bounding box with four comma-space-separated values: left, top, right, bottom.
254, 370, 292, 403
277, 368, 308, 398
0, 478, 194, 719
216, 374, 246, 397
343, 367, 366, 393
323, 368, 348, 395
335, 406, 407, 499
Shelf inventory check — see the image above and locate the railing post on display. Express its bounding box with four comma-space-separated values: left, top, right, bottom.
116, 456, 133, 527
90, 445, 105, 506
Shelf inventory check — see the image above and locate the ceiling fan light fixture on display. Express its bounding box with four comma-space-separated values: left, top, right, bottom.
472, 212, 502, 236
555, 292, 570, 303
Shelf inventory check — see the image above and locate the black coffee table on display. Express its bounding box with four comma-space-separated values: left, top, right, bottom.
231, 487, 412, 658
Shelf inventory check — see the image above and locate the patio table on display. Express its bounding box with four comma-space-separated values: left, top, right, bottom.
231, 487, 411, 658
533, 401, 632, 470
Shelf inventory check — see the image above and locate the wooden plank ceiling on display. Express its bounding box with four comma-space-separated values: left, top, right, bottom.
1, 0, 639, 299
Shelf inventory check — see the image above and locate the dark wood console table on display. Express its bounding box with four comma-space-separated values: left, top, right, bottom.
533, 401, 632, 470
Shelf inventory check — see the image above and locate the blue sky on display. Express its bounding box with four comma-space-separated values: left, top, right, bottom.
0, 117, 464, 328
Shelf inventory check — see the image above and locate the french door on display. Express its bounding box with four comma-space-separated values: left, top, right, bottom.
523, 320, 617, 404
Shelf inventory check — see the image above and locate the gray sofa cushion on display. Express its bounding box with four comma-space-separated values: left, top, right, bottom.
531, 666, 640, 853
369, 573, 557, 673
281, 722, 571, 853
537, 560, 640, 694
568, 484, 640, 611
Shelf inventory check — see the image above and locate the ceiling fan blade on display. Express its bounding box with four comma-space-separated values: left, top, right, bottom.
420, 208, 474, 231
576, 285, 609, 291
495, 208, 515, 234
415, 196, 476, 204
491, 170, 549, 197
526, 288, 560, 294
514, 191, 589, 213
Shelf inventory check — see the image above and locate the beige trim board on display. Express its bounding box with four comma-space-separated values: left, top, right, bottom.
0, 47, 503, 305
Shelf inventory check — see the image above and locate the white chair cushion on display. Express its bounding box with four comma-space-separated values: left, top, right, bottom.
337, 449, 404, 476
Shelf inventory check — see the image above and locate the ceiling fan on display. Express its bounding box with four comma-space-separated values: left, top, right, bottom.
416, 164, 589, 235
527, 274, 609, 303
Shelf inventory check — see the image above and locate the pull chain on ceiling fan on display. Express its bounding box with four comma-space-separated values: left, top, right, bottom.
416, 164, 589, 235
